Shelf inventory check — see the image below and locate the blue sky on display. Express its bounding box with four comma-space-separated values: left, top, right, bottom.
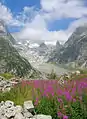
0, 0, 87, 44
4, 0, 41, 13
1, 0, 78, 32
48, 18, 78, 31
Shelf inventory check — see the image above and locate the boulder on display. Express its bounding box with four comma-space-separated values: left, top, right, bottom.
0, 115, 7, 119
23, 109, 33, 118
24, 101, 35, 115
33, 114, 52, 119
0, 100, 52, 119
15, 105, 23, 113
5, 101, 14, 108
14, 113, 25, 119
24, 101, 34, 110
4, 107, 16, 118
75, 70, 80, 75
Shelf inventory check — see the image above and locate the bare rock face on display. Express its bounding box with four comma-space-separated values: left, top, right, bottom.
37, 42, 48, 56
48, 25, 87, 68
0, 100, 52, 119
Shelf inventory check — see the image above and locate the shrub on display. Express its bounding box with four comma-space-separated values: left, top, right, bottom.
70, 101, 87, 119
0, 73, 14, 80
34, 97, 59, 119
0, 83, 33, 105
47, 69, 58, 79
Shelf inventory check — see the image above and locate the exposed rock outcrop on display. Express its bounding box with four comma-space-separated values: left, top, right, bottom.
0, 100, 52, 119
0, 76, 20, 92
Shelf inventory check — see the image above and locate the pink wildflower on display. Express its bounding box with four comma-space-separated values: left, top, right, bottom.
34, 98, 39, 106
57, 112, 63, 117
73, 98, 76, 102
58, 98, 62, 102
63, 115, 68, 119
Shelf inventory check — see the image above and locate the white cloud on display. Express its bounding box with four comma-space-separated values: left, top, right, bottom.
0, 2, 23, 26
13, 0, 87, 45
41, 0, 87, 21
13, 13, 68, 44
1, 0, 87, 45
16, 6, 38, 24
64, 17, 87, 38
14, 16, 87, 45
0, 3, 12, 23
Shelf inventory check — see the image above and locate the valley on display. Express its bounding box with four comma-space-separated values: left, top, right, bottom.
18, 45, 70, 76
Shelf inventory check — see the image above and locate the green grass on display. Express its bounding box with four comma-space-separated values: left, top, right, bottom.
0, 84, 33, 105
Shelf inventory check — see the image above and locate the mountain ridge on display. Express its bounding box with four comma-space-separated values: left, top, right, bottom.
48, 25, 87, 68
0, 20, 39, 78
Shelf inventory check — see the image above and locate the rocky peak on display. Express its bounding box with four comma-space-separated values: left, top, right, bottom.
56, 41, 62, 50
0, 20, 16, 44
64, 25, 87, 48
56, 41, 60, 47
39, 42, 48, 49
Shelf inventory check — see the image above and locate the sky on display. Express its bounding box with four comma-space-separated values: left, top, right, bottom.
0, 0, 87, 45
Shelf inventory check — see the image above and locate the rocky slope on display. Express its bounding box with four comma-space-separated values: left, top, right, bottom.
0, 76, 20, 92
0, 20, 39, 78
48, 25, 87, 68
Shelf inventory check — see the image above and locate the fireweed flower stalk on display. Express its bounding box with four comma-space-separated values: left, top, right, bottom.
16, 78, 87, 118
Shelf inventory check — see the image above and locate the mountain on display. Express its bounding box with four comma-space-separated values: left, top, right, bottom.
48, 25, 87, 68
48, 41, 62, 62
39, 42, 48, 48
37, 42, 48, 56
0, 20, 16, 44
0, 20, 37, 77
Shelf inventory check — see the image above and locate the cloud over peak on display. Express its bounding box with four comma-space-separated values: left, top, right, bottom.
1, 0, 87, 44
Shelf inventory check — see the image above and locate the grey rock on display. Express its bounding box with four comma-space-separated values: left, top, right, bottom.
0, 115, 7, 119
29, 117, 37, 119
4, 87, 11, 92
14, 113, 25, 119
5, 101, 14, 108
4, 107, 16, 118
0, 100, 52, 119
33, 114, 52, 119
23, 109, 33, 118
24, 101, 34, 110
15, 105, 23, 113
0, 101, 4, 106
